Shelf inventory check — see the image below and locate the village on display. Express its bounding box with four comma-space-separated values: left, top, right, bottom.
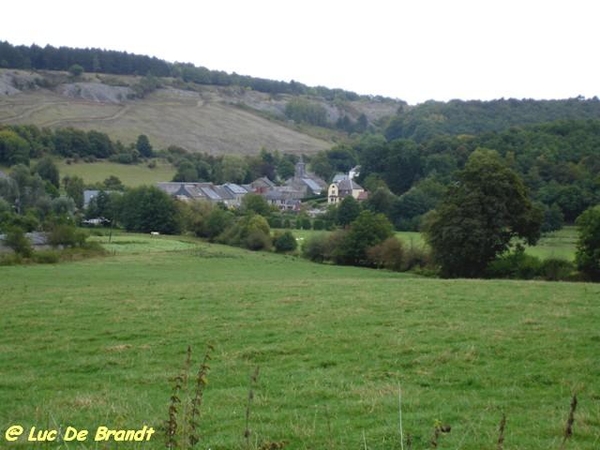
85, 161, 367, 214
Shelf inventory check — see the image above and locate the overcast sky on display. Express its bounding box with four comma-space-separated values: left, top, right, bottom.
3, 0, 598, 104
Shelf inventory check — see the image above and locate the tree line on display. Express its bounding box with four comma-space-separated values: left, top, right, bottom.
0, 124, 155, 166
385, 97, 600, 142
0, 41, 364, 100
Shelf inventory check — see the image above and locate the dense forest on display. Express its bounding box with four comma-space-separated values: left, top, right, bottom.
312, 119, 600, 230
385, 97, 600, 142
0, 41, 367, 100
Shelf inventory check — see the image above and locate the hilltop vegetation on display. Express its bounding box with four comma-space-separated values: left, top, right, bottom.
385, 97, 600, 142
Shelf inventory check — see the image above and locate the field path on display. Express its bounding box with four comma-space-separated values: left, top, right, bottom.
0, 100, 71, 123
40, 104, 131, 127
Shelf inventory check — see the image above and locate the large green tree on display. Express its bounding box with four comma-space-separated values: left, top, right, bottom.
424, 149, 542, 278
118, 186, 180, 234
33, 156, 60, 188
135, 134, 153, 158
575, 205, 600, 281
0, 130, 30, 166
336, 195, 361, 227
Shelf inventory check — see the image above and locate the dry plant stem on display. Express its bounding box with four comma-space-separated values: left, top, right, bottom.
188, 344, 213, 447
325, 405, 335, 450
560, 394, 578, 450
405, 433, 412, 450
497, 413, 506, 450
398, 386, 404, 450
245, 366, 260, 449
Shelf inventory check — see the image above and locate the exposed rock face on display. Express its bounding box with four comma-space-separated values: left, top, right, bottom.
57, 82, 132, 104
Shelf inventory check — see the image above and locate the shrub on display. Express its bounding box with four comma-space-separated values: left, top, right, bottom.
302, 233, 330, 263
273, 230, 297, 253
268, 216, 283, 229
312, 219, 325, 230
4, 226, 33, 257
486, 248, 542, 279
366, 237, 404, 271
540, 258, 575, 281
244, 230, 272, 251
48, 224, 87, 248
218, 214, 271, 251
402, 243, 432, 271
33, 250, 60, 264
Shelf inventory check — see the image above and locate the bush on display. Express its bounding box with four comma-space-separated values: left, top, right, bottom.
244, 230, 272, 251
486, 248, 542, 279
218, 214, 271, 251
33, 250, 60, 264
302, 233, 331, 263
312, 219, 325, 230
273, 230, 297, 253
540, 258, 575, 281
4, 226, 33, 257
48, 224, 87, 248
366, 237, 404, 271
269, 216, 283, 229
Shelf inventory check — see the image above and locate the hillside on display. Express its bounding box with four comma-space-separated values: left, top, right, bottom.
0, 69, 399, 156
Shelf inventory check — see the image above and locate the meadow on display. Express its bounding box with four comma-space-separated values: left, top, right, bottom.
0, 233, 598, 449
55, 159, 176, 187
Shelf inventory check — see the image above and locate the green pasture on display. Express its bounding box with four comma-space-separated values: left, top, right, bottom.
1, 233, 598, 449
525, 227, 579, 261
54, 159, 176, 187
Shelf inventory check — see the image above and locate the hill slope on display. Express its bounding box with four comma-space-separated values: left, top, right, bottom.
0, 69, 399, 155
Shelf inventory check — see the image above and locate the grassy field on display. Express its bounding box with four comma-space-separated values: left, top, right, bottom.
526, 227, 579, 261
1, 232, 598, 449
55, 159, 176, 187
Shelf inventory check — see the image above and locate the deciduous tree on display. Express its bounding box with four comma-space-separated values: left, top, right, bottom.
575, 205, 600, 281
424, 149, 542, 278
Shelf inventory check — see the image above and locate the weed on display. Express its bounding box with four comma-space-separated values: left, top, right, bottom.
497, 413, 506, 450
245, 366, 260, 449
165, 345, 213, 449
429, 420, 451, 448
560, 394, 577, 450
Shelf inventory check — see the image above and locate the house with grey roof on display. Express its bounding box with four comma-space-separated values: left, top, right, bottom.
284, 160, 328, 199
222, 183, 249, 206
327, 178, 366, 204
155, 182, 249, 207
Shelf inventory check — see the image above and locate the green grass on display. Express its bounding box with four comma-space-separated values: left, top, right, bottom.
1, 233, 598, 449
526, 226, 579, 261
54, 159, 176, 187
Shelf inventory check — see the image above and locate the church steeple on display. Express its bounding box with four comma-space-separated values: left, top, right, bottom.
295, 157, 306, 179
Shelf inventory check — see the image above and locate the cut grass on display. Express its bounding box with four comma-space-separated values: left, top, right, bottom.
1, 233, 598, 449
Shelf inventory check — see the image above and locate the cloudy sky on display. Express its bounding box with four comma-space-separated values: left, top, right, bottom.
3, 0, 598, 104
